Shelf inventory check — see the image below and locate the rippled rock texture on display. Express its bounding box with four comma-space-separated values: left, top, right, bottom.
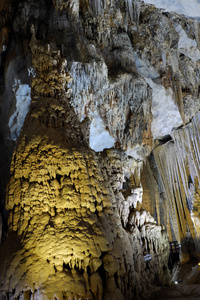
1, 0, 200, 299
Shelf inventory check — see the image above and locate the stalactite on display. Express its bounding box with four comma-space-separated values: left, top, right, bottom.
125, 0, 134, 22
2, 0, 200, 298
172, 73, 185, 124
154, 112, 200, 259
154, 144, 182, 243
140, 158, 161, 225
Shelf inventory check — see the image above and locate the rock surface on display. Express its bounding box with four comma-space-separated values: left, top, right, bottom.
0, 0, 200, 299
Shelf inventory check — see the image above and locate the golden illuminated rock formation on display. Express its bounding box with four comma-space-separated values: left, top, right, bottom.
1, 0, 200, 299
1, 125, 170, 298
0, 19, 170, 300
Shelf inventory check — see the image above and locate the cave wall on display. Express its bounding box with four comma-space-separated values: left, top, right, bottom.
0, 0, 200, 299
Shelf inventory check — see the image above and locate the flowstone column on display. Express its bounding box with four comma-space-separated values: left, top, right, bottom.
0, 29, 124, 300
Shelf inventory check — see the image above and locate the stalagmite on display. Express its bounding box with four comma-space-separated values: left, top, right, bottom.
1, 0, 200, 299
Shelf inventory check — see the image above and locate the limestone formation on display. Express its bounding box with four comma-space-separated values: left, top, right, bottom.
1, 0, 200, 299
153, 113, 200, 261
0, 27, 169, 298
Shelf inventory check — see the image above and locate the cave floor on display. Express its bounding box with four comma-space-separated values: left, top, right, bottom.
147, 260, 200, 300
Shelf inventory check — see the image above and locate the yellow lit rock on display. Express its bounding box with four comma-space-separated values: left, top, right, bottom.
0, 6, 172, 300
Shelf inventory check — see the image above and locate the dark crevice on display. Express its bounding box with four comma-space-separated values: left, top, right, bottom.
87, 265, 92, 277
97, 263, 106, 291
63, 262, 71, 270
158, 134, 172, 145
114, 272, 119, 289
56, 173, 62, 184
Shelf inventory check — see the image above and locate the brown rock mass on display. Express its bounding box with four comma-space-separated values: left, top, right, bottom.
1, 0, 200, 299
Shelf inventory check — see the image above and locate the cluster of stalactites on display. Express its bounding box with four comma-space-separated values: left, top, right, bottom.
153, 112, 200, 257
29, 24, 72, 100
51, 0, 140, 23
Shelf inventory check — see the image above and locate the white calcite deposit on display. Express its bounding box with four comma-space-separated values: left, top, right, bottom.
89, 112, 116, 152
142, 0, 200, 18
175, 24, 200, 61
8, 79, 31, 140
146, 78, 183, 139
